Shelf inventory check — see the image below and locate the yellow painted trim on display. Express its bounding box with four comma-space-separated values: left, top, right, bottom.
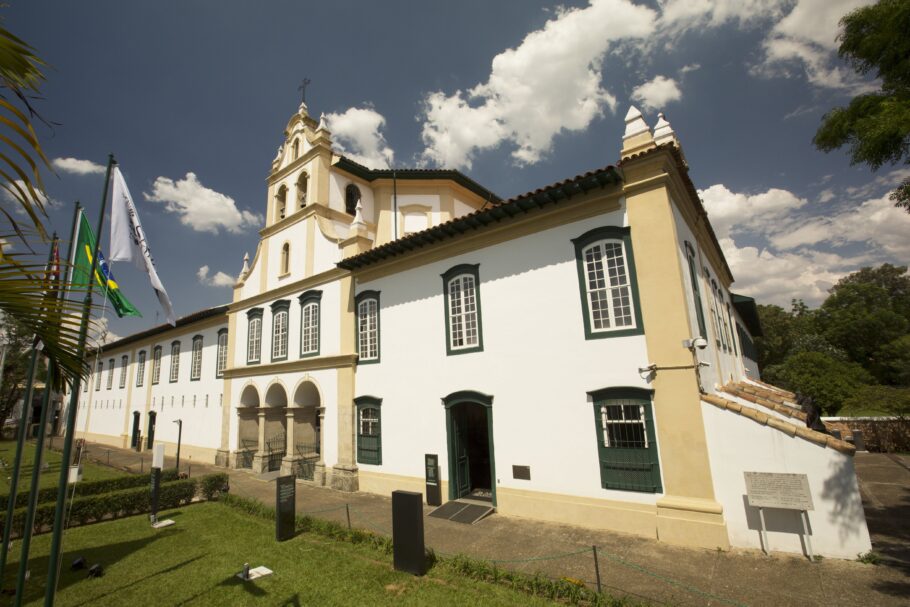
359, 470, 449, 501
223, 353, 357, 379
220, 311, 238, 451
229, 267, 348, 311
356, 188, 623, 282
120, 346, 137, 437
336, 365, 355, 466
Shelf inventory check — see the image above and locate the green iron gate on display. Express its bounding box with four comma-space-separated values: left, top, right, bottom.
266, 433, 286, 472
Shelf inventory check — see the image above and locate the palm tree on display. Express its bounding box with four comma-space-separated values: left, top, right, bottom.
0, 23, 94, 382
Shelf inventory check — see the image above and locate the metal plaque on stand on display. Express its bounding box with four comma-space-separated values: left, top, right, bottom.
276, 474, 296, 541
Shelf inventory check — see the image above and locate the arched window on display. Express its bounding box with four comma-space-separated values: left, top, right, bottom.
345, 184, 361, 215
292, 138, 300, 159
169, 341, 181, 383
572, 226, 643, 339
120, 355, 128, 388
107, 358, 114, 390
151, 346, 162, 384
95, 360, 103, 391
136, 350, 146, 387
442, 264, 483, 355
355, 291, 380, 363
247, 308, 263, 364
271, 300, 290, 361
276, 185, 288, 220
280, 242, 290, 275
216, 329, 228, 378
190, 335, 203, 381
297, 172, 308, 208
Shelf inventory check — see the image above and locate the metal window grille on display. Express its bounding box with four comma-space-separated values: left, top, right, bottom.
358, 406, 381, 464
136, 351, 146, 386
584, 241, 634, 331
152, 347, 162, 384
301, 302, 319, 354
248, 317, 261, 362
594, 397, 661, 493
119, 356, 128, 388
191, 337, 203, 380
169, 342, 180, 382
272, 311, 288, 359
448, 274, 478, 349
358, 299, 378, 360
216, 332, 228, 376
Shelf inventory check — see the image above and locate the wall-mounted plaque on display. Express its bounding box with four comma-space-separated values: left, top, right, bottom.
744, 472, 813, 511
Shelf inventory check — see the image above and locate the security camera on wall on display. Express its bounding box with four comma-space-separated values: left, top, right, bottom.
683, 337, 708, 350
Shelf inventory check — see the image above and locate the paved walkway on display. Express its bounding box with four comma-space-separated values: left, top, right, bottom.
76, 441, 910, 606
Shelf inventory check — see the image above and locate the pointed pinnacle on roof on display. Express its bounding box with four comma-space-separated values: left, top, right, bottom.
623, 105, 650, 140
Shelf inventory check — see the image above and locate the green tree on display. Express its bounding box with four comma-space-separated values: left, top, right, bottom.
877, 335, 910, 386
764, 351, 874, 415
841, 384, 910, 418
755, 304, 794, 370
813, 0, 910, 211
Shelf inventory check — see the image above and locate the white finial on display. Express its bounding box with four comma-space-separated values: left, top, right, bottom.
623, 105, 650, 140
239, 252, 250, 280
299, 100, 309, 116
351, 201, 366, 230
272, 144, 283, 165
317, 113, 328, 131
653, 112, 676, 145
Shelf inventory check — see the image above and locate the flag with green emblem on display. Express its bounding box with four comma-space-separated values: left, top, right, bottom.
71, 209, 141, 318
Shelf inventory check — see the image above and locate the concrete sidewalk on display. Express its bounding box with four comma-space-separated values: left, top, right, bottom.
76, 440, 909, 607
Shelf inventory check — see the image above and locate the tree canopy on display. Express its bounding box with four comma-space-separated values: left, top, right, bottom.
813, 0, 910, 211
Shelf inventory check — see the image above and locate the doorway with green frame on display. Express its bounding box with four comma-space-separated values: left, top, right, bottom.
443, 390, 496, 505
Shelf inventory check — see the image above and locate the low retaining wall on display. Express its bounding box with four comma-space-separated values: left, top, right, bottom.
823, 417, 910, 453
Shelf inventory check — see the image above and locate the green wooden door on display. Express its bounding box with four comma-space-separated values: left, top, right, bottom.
453, 406, 471, 498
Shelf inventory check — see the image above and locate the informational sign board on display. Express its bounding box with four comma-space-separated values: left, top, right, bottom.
152, 444, 165, 469
392, 490, 426, 576
744, 472, 814, 511
424, 454, 441, 507
276, 474, 296, 542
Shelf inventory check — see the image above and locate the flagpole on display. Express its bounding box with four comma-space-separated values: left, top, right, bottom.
44, 155, 114, 607
64, 202, 82, 297
0, 236, 58, 584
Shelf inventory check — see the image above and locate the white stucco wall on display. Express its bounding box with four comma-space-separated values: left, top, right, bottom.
355, 210, 663, 505
702, 402, 872, 558
329, 172, 375, 219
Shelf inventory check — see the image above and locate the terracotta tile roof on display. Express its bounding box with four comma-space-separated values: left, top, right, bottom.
337, 164, 622, 271
721, 382, 806, 422
702, 393, 856, 455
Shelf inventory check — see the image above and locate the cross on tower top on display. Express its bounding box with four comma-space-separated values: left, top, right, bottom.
298, 78, 311, 105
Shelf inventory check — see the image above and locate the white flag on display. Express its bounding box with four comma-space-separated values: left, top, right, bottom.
109, 166, 176, 326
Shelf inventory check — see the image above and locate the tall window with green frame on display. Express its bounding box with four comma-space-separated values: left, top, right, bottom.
684, 241, 707, 339
441, 264, 483, 355
299, 290, 322, 358
590, 388, 662, 493
355, 396, 382, 465
355, 291, 380, 364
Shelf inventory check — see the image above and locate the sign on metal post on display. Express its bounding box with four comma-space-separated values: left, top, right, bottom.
425, 454, 441, 507
276, 475, 296, 541
150, 467, 161, 521
744, 472, 815, 560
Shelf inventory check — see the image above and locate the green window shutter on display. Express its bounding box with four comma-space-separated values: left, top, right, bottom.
591, 391, 662, 493
684, 242, 707, 339
355, 396, 382, 465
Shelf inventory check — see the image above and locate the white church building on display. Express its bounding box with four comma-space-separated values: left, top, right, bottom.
71, 102, 872, 558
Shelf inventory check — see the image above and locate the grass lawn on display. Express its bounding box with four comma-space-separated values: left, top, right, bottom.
0, 440, 127, 495
5, 502, 558, 606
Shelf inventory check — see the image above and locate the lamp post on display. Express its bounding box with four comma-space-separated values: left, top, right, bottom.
173, 419, 182, 474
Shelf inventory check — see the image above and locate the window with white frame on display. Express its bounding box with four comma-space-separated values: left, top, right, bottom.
216, 329, 228, 377
271, 300, 290, 361
169, 341, 180, 383
355, 291, 379, 363
119, 355, 128, 388
442, 264, 483, 354
191, 335, 203, 380
572, 227, 643, 339
95, 360, 103, 391
299, 290, 322, 357
136, 351, 146, 387
590, 388, 661, 493
151, 346, 162, 384
107, 358, 114, 390
355, 396, 382, 465
247, 308, 263, 364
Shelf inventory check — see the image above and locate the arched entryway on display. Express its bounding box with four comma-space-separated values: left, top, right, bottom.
262, 382, 288, 472
287, 380, 323, 480
236, 384, 260, 469
443, 391, 496, 505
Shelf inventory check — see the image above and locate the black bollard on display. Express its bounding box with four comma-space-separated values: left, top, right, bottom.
392, 490, 426, 576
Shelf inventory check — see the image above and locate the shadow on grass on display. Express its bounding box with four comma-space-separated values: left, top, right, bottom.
218, 573, 268, 597
4, 526, 186, 602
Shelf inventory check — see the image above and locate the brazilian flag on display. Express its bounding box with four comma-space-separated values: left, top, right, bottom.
72, 211, 141, 318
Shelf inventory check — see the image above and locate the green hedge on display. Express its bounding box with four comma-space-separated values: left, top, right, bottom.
0, 472, 228, 537
0, 469, 180, 510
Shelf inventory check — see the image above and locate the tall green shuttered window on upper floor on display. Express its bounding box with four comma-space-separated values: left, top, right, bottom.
247, 308, 263, 364
216, 329, 228, 378
136, 350, 146, 387
355, 291, 380, 364
299, 290, 322, 358
271, 300, 290, 362
589, 387, 662, 493
355, 396, 382, 465
572, 226, 644, 340
441, 264, 483, 355
684, 241, 707, 339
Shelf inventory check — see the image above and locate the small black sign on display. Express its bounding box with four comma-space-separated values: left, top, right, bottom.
150, 467, 161, 519
424, 454, 441, 507
392, 490, 426, 576
512, 465, 531, 481
276, 474, 296, 542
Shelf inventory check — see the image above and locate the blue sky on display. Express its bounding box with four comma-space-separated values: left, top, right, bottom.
6, 0, 909, 341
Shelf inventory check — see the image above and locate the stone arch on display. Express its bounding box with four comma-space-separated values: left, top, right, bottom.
291, 379, 323, 466
264, 380, 289, 407
297, 171, 308, 208
239, 383, 260, 407
236, 383, 261, 466
293, 378, 322, 409
276, 184, 288, 220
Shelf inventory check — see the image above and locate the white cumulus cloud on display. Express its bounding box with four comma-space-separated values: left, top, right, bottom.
325, 106, 395, 169
197, 265, 236, 288
52, 157, 106, 175
631, 75, 682, 111
144, 172, 262, 234
700, 184, 807, 240
419, 0, 657, 169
